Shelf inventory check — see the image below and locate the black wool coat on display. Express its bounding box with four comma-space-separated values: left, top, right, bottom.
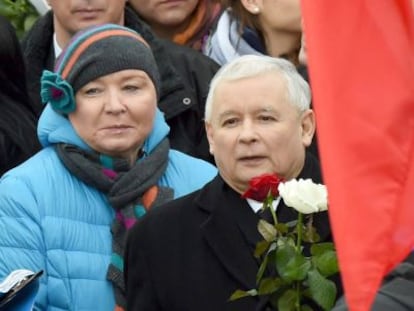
125, 153, 340, 310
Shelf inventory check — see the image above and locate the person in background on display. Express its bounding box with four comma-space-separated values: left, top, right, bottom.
128, 0, 222, 51
22, 0, 220, 163
296, 24, 319, 158
0, 15, 40, 176
204, 0, 302, 66
0, 24, 217, 310
332, 252, 414, 310
125, 55, 337, 310
298, 25, 308, 67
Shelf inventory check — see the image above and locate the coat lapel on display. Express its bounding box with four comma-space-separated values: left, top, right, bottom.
197, 176, 261, 290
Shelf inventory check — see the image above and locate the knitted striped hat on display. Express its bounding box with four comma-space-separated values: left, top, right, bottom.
40, 24, 160, 114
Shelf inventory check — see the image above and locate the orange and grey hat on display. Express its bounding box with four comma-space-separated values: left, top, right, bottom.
40, 23, 160, 114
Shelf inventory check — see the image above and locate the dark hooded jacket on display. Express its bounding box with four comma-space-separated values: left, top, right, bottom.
21, 7, 219, 163
333, 253, 414, 311
0, 16, 40, 176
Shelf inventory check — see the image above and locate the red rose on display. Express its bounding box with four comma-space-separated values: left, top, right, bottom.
242, 174, 283, 201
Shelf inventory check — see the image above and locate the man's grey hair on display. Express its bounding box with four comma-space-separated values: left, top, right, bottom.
204, 55, 311, 122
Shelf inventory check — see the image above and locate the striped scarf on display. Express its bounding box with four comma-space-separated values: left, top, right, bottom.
56, 139, 174, 309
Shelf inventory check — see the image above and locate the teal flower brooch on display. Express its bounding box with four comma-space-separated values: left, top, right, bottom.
40, 70, 75, 114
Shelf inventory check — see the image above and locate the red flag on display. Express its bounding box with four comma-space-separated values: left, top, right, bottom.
301, 1, 414, 310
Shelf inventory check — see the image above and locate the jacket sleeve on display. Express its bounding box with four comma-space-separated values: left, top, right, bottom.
0, 174, 47, 309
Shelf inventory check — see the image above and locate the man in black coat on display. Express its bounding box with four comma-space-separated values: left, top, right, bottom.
125, 55, 338, 310
21, 0, 219, 163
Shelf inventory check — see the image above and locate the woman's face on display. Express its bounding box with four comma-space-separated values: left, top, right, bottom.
69, 69, 157, 163
245, 0, 302, 33
128, 0, 199, 34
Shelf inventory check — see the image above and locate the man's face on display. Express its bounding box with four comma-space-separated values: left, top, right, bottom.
48, 0, 127, 46
206, 72, 314, 194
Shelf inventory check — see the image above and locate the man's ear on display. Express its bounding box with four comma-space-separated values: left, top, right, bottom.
300, 109, 316, 147
205, 121, 215, 155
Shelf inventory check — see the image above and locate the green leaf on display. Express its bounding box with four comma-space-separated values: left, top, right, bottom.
275, 223, 289, 234
285, 219, 298, 228
275, 243, 311, 282
307, 269, 337, 311
229, 289, 258, 301
0, 2, 14, 17
279, 253, 311, 282
0, 0, 39, 38
258, 277, 283, 295
277, 289, 298, 311
275, 243, 296, 272
277, 236, 296, 248
24, 14, 38, 32
302, 224, 320, 243
314, 250, 339, 277
301, 305, 314, 311
254, 240, 271, 258
310, 243, 335, 256
258, 219, 277, 242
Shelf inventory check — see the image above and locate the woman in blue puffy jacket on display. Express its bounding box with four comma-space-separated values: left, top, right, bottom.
0, 24, 217, 310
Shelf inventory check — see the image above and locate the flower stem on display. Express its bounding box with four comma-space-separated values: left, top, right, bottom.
264, 193, 278, 224
295, 282, 301, 311
270, 202, 278, 224
295, 212, 304, 310
296, 212, 303, 252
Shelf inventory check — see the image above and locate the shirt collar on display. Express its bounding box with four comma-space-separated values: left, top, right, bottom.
53, 33, 62, 59
246, 196, 281, 214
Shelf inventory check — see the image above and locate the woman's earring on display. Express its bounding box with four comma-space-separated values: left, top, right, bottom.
253, 7, 260, 14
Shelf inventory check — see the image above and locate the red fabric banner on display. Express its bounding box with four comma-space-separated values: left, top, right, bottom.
301, 1, 414, 310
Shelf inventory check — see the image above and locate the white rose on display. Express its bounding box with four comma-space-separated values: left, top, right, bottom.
278, 179, 328, 214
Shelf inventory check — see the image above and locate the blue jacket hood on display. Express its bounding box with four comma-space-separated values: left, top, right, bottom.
37, 104, 170, 155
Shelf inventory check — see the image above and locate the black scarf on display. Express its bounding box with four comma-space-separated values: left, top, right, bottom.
56, 138, 174, 308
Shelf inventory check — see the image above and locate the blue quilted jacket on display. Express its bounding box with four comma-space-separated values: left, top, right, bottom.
0, 105, 217, 310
